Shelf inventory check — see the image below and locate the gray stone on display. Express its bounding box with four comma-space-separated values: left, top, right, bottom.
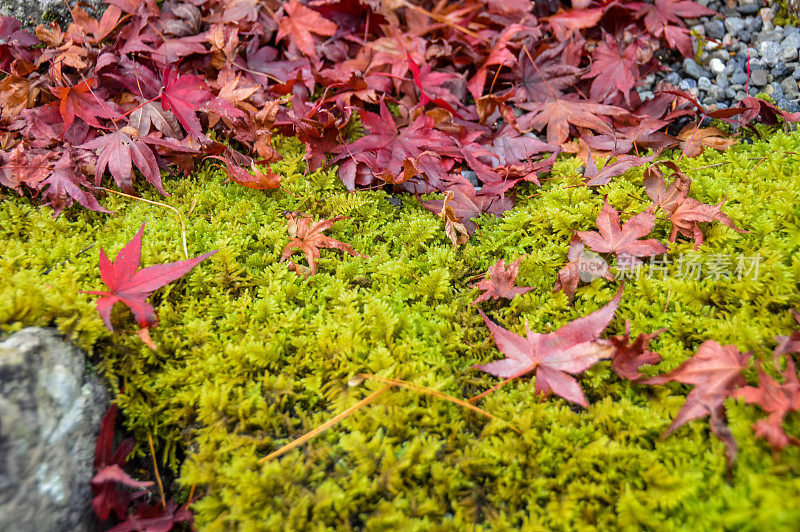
750, 68, 769, 87
738, 0, 760, 14
704, 19, 726, 40
781, 77, 800, 99
709, 58, 726, 75
793, 66, 800, 81
731, 70, 748, 85
0, 328, 108, 532
780, 33, 800, 62
772, 63, 791, 79
679, 78, 698, 91
0, 0, 104, 27
724, 17, 746, 34
759, 41, 782, 67
461, 170, 479, 187
734, 90, 748, 101
708, 86, 727, 101
715, 73, 730, 90
683, 58, 711, 79
697, 76, 713, 91
747, 16, 763, 33
767, 82, 784, 101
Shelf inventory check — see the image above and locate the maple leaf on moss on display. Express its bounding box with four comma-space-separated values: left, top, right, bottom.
81, 223, 217, 334
421, 179, 513, 236
608, 321, 664, 381
642, 341, 751, 464
38, 149, 109, 216
734, 358, 800, 456
676, 123, 736, 157
280, 212, 361, 276
576, 200, 668, 263
474, 286, 623, 407
472, 257, 533, 305
643, 162, 746, 249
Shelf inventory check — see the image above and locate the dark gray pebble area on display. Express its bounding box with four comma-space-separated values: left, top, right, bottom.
639, 0, 800, 112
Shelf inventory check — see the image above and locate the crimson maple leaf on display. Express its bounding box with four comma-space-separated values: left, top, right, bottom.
471, 257, 533, 305
91, 405, 151, 521
81, 223, 217, 333
631, 0, 715, 56
78, 128, 166, 194
583, 33, 640, 105
160, 66, 243, 139
277, 0, 338, 60
608, 321, 664, 381
734, 359, 800, 456
642, 341, 751, 464
517, 40, 585, 102
474, 286, 623, 407
280, 212, 361, 276
643, 162, 746, 249
332, 100, 459, 192
545, 8, 604, 42
517, 95, 628, 146
107, 500, 194, 532
49, 78, 122, 133
38, 149, 109, 216
209, 154, 281, 190
576, 200, 668, 262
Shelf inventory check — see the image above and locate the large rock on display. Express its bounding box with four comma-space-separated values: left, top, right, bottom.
0, 0, 104, 27
0, 328, 108, 532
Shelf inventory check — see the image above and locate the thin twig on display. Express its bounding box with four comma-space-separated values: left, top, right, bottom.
98, 187, 189, 259
147, 432, 166, 508
258, 385, 390, 464
359, 374, 522, 434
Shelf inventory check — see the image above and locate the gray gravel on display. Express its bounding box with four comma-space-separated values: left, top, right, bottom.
640, 1, 800, 113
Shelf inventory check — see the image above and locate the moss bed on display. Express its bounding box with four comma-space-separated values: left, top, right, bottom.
3, 130, 800, 530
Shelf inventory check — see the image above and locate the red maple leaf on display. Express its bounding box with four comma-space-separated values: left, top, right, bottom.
642, 341, 751, 464
735, 358, 800, 456
81, 223, 217, 333
160, 66, 243, 139
49, 78, 122, 132
474, 286, 623, 407
517, 41, 585, 102
332, 99, 459, 192
545, 8, 604, 42
583, 33, 640, 105
78, 128, 166, 194
91, 405, 151, 521
608, 321, 664, 381
576, 200, 668, 262
517, 95, 628, 146
38, 149, 109, 216
108, 500, 194, 532
643, 162, 746, 249
471, 257, 533, 305
209, 154, 281, 190
277, 0, 338, 60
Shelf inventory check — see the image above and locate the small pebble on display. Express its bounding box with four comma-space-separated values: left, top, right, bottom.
683, 58, 711, 79
715, 73, 730, 90
724, 17, 746, 34
704, 19, 725, 40
759, 41, 782, 67
709, 57, 725, 74
781, 77, 800, 99
679, 79, 698, 91
698, 76, 712, 91
750, 68, 769, 87
731, 70, 748, 85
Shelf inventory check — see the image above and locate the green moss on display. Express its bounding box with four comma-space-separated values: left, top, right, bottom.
3, 132, 800, 529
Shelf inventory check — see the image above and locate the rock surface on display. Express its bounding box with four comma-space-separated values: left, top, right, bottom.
0, 328, 108, 532
0, 0, 104, 27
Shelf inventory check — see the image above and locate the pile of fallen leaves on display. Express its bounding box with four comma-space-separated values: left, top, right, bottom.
3, 0, 800, 527
1, 0, 798, 225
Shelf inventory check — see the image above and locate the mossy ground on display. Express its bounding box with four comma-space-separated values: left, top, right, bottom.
3, 131, 800, 530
